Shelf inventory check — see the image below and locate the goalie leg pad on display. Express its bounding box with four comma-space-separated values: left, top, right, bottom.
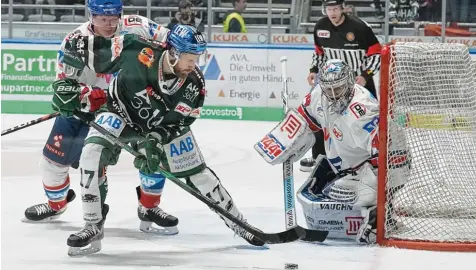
297, 161, 364, 240
254, 109, 315, 165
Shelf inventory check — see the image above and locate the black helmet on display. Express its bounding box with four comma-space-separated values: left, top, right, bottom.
322, 0, 344, 7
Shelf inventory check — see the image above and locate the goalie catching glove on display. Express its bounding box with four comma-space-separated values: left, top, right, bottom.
52, 78, 107, 117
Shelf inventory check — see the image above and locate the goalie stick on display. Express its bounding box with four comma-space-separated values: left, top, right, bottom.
279, 56, 328, 243
74, 112, 305, 244
1, 112, 60, 136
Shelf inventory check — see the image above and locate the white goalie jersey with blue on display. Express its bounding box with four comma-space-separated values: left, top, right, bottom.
296, 84, 380, 240
254, 81, 381, 241
298, 84, 380, 172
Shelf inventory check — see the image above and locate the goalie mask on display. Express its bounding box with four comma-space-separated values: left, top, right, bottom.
318, 59, 354, 114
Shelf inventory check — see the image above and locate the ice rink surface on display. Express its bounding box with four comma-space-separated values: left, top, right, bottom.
1, 114, 474, 270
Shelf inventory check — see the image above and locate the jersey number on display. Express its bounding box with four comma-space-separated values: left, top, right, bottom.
80, 169, 95, 189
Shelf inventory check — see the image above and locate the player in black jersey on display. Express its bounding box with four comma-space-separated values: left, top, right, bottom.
300, 0, 381, 172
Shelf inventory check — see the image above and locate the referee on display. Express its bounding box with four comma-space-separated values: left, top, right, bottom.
300, 0, 382, 172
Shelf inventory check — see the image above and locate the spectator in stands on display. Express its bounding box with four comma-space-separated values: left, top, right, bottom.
53, 0, 85, 21
223, 0, 247, 33
166, 0, 204, 31
470, 2, 476, 22
9, 0, 35, 20
418, 0, 442, 22
370, 0, 384, 19
449, 0, 473, 23
35, 0, 56, 16
343, 4, 355, 16
189, 0, 206, 28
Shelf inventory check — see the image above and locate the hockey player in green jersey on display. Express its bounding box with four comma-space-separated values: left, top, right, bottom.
53, 24, 265, 256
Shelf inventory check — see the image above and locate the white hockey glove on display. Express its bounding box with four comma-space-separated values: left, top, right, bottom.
254, 109, 315, 165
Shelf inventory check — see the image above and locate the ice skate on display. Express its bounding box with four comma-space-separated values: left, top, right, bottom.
137, 203, 179, 235
299, 157, 316, 172
67, 204, 109, 256
357, 206, 377, 244
22, 189, 76, 223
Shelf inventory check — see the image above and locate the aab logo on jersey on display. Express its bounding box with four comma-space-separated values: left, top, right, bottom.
199, 53, 225, 81
169, 136, 195, 157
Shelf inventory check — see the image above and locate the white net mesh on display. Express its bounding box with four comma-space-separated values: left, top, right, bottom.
384, 42, 476, 243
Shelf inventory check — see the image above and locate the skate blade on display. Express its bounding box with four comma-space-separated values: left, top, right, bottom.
139, 221, 179, 235
68, 241, 102, 257
21, 215, 61, 223
299, 166, 315, 172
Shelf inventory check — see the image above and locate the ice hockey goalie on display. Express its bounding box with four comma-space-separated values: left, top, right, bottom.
255, 59, 382, 244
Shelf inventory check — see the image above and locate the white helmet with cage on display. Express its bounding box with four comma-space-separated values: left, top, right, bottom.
318, 59, 355, 114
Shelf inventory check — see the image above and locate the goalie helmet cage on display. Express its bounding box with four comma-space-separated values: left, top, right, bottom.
377, 42, 476, 252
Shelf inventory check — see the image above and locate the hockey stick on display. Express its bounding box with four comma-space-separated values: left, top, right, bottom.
74, 112, 305, 244
279, 56, 298, 230
280, 56, 328, 242
1, 112, 60, 136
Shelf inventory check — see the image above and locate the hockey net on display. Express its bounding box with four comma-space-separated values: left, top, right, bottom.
377, 42, 476, 251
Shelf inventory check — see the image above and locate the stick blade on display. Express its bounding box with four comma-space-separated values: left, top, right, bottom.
258, 226, 306, 244
301, 228, 329, 242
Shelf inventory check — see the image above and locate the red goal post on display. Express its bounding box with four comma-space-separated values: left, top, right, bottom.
377, 41, 476, 252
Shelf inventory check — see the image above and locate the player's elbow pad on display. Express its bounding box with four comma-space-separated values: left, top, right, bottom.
254, 109, 316, 165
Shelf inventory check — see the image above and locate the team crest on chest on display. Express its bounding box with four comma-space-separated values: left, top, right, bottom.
333, 125, 343, 141
346, 32, 355, 42
138, 47, 155, 67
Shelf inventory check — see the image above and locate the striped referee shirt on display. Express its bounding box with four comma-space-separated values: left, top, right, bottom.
310, 14, 381, 82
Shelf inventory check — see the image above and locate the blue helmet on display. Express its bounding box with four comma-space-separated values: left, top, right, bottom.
167, 25, 207, 56
88, 0, 123, 16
